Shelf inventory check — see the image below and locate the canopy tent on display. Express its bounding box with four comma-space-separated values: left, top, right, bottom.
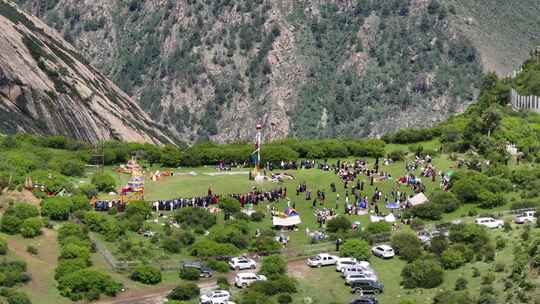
385, 202, 400, 209
370, 213, 396, 223
272, 215, 302, 227
408, 193, 429, 207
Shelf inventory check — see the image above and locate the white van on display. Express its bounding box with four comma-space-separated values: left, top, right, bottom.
234, 272, 267, 288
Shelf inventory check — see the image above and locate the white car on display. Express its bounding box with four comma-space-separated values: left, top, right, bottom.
515, 211, 537, 224
234, 272, 267, 288
306, 253, 338, 267
340, 262, 372, 275
229, 257, 257, 270
335, 257, 358, 272
200, 290, 231, 304
344, 272, 378, 285
475, 217, 504, 229
371, 245, 395, 259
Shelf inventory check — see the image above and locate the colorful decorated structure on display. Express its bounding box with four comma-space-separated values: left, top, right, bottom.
120, 158, 144, 203
250, 123, 263, 180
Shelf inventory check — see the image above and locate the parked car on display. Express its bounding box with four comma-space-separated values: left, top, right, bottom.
182, 261, 214, 278
199, 290, 231, 304
475, 217, 504, 229
234, 272, 267, 288
306, 253, 338, 267
371, 245, 395, 259
336, 257, 358, 272
341, 264, 374, 277
350, 296, 378, 304
345, 272, 378, 285
229, 257, 257, 270
515, 211, 537, 224
350, 280, 384, 295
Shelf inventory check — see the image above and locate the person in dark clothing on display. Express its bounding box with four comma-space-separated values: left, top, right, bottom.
336, 238, 342, 251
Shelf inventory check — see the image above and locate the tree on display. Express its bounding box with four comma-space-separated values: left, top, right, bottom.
168, 283, 200, 301
78, 183, 98, 198
0, 238, 7, 255
401, 258, 444, 288
219, 198, 241, 220
365, 221, 391, 235
340, 239, 370, 261
480, 106, 502, 137
441, 248, 466, 269
5, 203, 39, 220
91, 173, 116, 192
55, 259, 88, 280
190, 239, 239, 258
1, 215, 23, 234
391, 231, 423, 262
175, 208, 216, 230
130, 265, 162, 285
41, 197, 72, 220
326, 216, 351, 233
57, 269, 122, 301
429, 235, 449, 256
19, 217, 42, 238
430, 190, 460, 213
259, 255, 287, 278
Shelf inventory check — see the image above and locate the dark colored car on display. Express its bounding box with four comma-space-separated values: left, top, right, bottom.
181, 261, 214, 278
350, 280, 384, 295
350, 296, 378, 304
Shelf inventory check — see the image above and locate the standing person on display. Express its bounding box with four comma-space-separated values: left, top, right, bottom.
336, 238, 342, 251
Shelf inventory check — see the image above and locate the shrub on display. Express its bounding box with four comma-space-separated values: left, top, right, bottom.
130, 265, 162, 285
251, 275, 297, 296
19, 217, 42, 238
5, 203, 39, 220
179, 267, 200, 281
41, 197, 72, 220
190, 239, 239, 258
401, 258, 444, 288
91, 173, 116, 192
407, 203, 443, 220
251, 212, 265, 222
57, 269, 122, 301
441, 248, 466, 269
430, 191, 461, 213
175, 208, 216, 230
494, 262, 505, 272
429, 235, 449, 256
387, 150, 405, 161
365, 221, 391, 235
259, 255, 287, 278
79, 183, 98, 198
277, 293, 293, 304
59, 243, 91, 263
161, 236, 182, 254
168, 283, 200, 301
391, 231, 423, 262
326, 216, 351, 233
6, 291, 31, 304
455, 277, 468, 291
55, 259, 88, 280
481, 272, 496, 285
219, 198, 241, 220
340, 239, 370, 261
253, 236, 281, 254
0, 238, 7, 255
0, 215, 22, 234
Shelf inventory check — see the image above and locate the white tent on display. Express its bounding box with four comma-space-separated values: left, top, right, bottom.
369, 213, 396, 223
408, 193, 429, 207
272, 215, 302, 227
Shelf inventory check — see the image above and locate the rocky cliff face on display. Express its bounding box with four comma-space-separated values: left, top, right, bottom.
13, 0, 536, 143
0, 1, 173, 144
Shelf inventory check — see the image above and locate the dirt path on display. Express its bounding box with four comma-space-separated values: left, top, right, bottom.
97, 260, 310, 304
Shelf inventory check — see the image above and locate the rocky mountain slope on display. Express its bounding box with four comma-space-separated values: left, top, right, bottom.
0, 0, 173, 144
11, 0, 540, 143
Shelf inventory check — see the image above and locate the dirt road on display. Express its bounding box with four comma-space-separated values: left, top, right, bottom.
97, 259, 309, 304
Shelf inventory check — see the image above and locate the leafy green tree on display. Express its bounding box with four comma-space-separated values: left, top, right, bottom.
401, 258, 444, 288
441, 247, 466, 269
91, 173, 117, 192
326, 216, 351, 233
19, 217, 42, 238
78, 183, 98, 198
168, 283, 200, 301
5, 204, 39, 220
430, 190, 460, 213
340, 239, 370, 261
175, 207, 216, 230
41, 197, 72, 220
0, 238, 7, 255
55, 259, 88, 280
259, 255, 287, 278
391, 231, 423, 262
190, 239, 239, 258
57, 269, 122, 301
130, 265, 162, 285
219, 198, 241, 220
0, 215, 23, 234
365, 221, 391, 235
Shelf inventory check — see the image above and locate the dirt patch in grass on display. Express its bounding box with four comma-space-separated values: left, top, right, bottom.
0, 189, 41, 209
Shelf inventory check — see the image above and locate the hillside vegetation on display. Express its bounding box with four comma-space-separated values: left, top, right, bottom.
12, 0, 487, 143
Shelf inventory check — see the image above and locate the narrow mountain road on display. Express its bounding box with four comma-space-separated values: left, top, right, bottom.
97, 259, 309, 304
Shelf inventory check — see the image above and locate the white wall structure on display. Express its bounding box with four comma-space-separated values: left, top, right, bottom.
510, 89, 540, 113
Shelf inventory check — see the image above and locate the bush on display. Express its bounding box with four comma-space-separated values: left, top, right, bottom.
441, 248, 466, 269
277, 293, 293, 304
55, 259, 88, 280
326, 216, 351, 233
251, 275, 297, 296
0, 238, 7, 255
41, 197, 72, 220
217, 276, 229, 290
455, 277, 468, 291
430, 191, 461, 213
19, 217, 42, 238
168, 283, 200, 301
259, 255, 287, 278
365, 221, 391, 235
6, 291, 31, 304
253, 236, 281, 254
57, 269, 122, 301
0, 215, 22, 234
387, 150, 405, 161
161, 236, 182, 254
130, 265, 162, 285
391, 231, 423, 262
429, 235, 449, 256
401, 258, 444, 288
78, 183, 98, 198
175, 208, 217, 230
190, 239, 239, 258
91, 173, 116, 192
5, 203, 39, 220
59, 243, 91, 263
340, 239, 370, 261
179, 267, 200, 281
251, 212, 265, 222
407, 203, 443, 220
